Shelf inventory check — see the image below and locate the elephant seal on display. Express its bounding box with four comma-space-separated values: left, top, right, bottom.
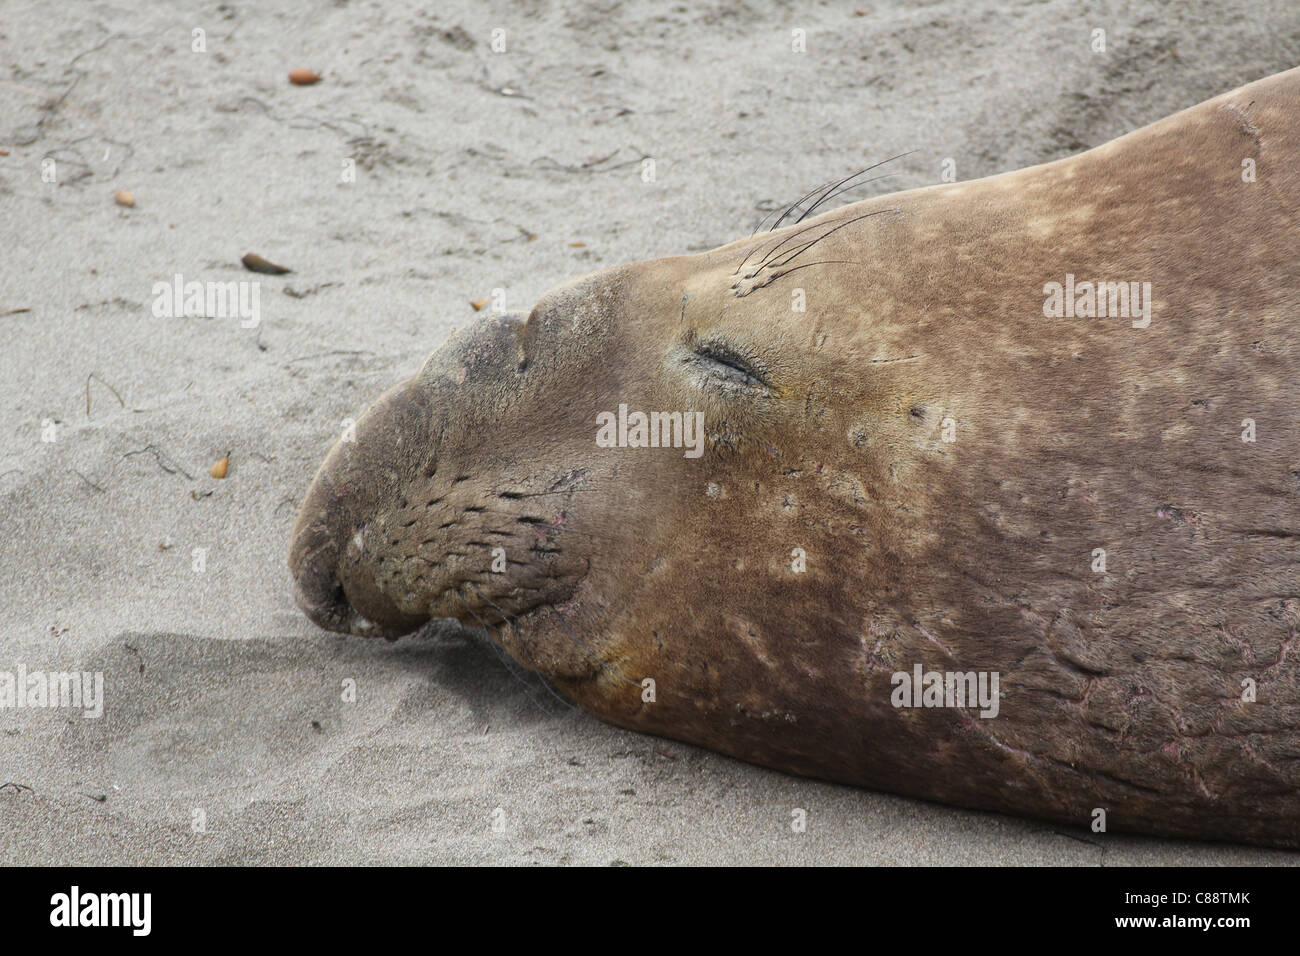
290, 68, 1300, 849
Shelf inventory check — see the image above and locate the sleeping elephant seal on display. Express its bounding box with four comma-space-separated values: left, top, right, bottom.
290, 68, 1300, 849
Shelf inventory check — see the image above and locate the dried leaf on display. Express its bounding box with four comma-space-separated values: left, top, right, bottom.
241, 253, 292, 275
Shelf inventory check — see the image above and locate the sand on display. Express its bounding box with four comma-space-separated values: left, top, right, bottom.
2, 0, 1298, 865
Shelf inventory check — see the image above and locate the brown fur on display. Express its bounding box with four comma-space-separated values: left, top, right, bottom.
291, 69, 1300, 848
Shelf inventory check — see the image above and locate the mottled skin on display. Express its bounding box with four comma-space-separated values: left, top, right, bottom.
291, 69, 1300, 848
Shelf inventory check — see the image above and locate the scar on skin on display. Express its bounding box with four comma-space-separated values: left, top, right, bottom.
1224, 101, 1261, 142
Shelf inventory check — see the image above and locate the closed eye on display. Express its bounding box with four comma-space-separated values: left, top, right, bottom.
689, 341, 772, 391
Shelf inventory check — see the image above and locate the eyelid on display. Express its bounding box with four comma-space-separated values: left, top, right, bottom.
691, 341, 772, 389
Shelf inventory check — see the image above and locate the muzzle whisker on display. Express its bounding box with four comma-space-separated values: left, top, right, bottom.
453, 589, 558, 714
455, 504, 609, 542
546, 604, 642, 688
468, 583, 576, 711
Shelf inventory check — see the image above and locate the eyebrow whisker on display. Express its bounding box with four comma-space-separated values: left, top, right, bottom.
765, 209, 900, 270
737, 153, 914, 276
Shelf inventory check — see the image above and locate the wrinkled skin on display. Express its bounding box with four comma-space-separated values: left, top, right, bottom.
291, 69, 1300, 848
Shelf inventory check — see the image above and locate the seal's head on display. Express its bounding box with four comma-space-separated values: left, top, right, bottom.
288, 202, 932, 721
288, 167, 1078, 784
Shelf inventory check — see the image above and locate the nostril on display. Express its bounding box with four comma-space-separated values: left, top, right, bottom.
293, 560, 357, 635
325, 581, 348, 613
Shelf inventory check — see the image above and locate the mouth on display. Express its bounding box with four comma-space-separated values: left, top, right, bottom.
291, 509, 572, 641
289, 447, 618, 682
454, 589, 617, 690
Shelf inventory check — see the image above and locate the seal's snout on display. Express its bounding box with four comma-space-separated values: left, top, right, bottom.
289, 376, 442, 640
290, 528, 356, 634
291, 527, 422, 638
289, 484, 385, 636
291, 314, 531, 640
290, 512, 429, 638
